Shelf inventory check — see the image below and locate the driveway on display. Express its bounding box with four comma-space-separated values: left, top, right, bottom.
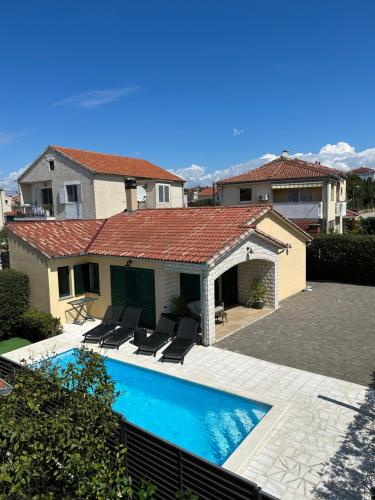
218, 282, 375, 386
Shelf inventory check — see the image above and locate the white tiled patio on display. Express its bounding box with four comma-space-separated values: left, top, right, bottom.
4, 321, 372, 500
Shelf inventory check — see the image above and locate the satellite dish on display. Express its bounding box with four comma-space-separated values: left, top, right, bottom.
137, 185, 147, 203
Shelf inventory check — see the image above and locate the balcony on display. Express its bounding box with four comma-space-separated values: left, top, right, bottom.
13, 204, 55, 221
336, 201, 347, 217
273, 201, 323, 219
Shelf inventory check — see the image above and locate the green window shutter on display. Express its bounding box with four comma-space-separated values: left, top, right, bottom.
58, 266, 70, 297
180, 273, 201, 303
89, 263, 100, 294
74, 264, 85, 295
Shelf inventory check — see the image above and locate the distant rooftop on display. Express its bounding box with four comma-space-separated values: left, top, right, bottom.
218, 156, 346, 185
20, 146, 184, 183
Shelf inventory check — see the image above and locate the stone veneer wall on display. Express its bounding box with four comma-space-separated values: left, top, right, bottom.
238, 260, 275, 308
162, 271, 180, 313
200, 234, 279, 345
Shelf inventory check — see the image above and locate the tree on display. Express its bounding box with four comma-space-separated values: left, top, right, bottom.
346, 173, 375, 211
0, 269, 30, 339
0, 348, 134, 499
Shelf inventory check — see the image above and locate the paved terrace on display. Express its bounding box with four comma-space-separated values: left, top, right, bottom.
4, 322, 374, 499
218, 282, 375, 387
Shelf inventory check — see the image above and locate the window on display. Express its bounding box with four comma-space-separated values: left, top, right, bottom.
158, 184, 170, 203
66, 184, 79, 203
180, 273, 200, 303
58, 266, 70, 298
288, 190, 299, 203
300, 188, 313, 202
239, 188, 252, 202
49, 160, 55, 171
74, 263, 100, 295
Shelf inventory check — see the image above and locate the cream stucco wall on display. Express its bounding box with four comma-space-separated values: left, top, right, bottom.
93, 176, 127, 218
146, 181, 184, 208
48, 256, 167, 324
256, 213, 308, 301
221, 182, 272, 205
8, 234, 51, 312
0, 190, 5, 229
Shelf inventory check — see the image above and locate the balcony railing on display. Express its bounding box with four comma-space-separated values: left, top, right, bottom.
336, 201, 347, 217
273, 201, 323, 219
14, 204, 55, 220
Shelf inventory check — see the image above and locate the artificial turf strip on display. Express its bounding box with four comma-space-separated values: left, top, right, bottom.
0, 337, 31, 355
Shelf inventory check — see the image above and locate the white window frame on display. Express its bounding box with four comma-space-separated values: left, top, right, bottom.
64, 181, 81, 204
157, 183, 171, 203
238, 188, 252, 203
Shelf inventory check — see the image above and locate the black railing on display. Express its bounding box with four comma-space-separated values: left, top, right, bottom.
0, 356, 278, 500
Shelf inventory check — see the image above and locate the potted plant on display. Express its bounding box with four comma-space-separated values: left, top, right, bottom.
169, 296, 190, 320
248, 279, 267, 309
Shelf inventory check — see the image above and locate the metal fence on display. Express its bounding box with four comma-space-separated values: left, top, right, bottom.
0, 355, 278, 500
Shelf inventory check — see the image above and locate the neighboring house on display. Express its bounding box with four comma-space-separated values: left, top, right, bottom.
197, 186, 220, 203
0, 189, 5, 229
8, 205, 310, 345
185, 186, 220, 205
351, 166, 375, 181
218, 154, 347, 234
17, 146, 185, 220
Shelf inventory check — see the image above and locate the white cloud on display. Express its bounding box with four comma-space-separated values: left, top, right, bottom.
233, 127, 245, 137
54, 87, 139, 108
0, 166, 27, 191
171, 142, 375, 186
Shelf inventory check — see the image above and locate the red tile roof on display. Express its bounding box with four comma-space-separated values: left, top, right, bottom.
8, 207, 311, 263
344, 209, 359, 218
198, 186, 219, 197
7, 220, 104, 258
51, 146, 183, 182
218, 156, 345, 185
88, 207, 273, 263
291, 219, 321, 233
352, 167, 375, 174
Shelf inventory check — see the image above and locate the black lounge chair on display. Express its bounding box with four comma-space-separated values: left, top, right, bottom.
82, 305, 123, 344
136, 316, 176, 356
161, 317, 199, 364
100, 306, 142, 350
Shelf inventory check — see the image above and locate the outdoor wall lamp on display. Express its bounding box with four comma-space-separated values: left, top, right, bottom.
125, 260, 133, 267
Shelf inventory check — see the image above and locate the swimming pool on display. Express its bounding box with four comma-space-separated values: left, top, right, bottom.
51, 349, 271, 465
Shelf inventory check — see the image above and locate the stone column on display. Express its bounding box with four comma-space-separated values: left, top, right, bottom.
200, 271, 216, 346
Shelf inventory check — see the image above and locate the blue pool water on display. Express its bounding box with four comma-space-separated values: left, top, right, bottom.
51, 349, 271, 465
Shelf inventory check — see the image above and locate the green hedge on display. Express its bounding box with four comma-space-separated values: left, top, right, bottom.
307, 234, 375, 285
17, 310, 62, 343
0, 269, 30, 339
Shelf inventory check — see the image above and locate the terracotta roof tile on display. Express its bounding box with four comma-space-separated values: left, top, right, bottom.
352, 167, 375, 174
218, 156, 345, 185
52, 146, 183, 182
197, 186, 219, 197
87, 206, 272, 263
7, 219, 104, 258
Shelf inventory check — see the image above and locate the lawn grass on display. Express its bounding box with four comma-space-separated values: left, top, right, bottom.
0, 337, 31, 355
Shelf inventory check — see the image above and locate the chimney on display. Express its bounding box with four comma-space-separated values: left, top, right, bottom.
124, 178, 138, 212
281, 149, 289, 158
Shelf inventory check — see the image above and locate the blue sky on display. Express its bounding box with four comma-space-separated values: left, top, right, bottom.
1, 0, 375, 188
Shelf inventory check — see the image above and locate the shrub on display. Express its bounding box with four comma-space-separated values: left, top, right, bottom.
0, 348, 134, 498
0, 269, 29, 339
17, 310, 62, 342
359, 217, 375, 235
307, 234, 375, 285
